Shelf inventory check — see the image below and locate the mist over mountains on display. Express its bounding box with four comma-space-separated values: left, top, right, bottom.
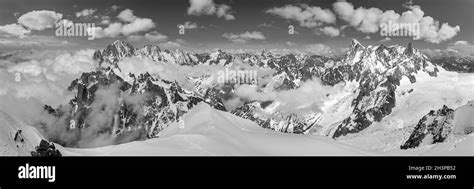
2, 39, 468, 151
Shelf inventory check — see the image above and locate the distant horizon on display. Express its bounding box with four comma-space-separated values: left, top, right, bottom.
0, 0, 472, 58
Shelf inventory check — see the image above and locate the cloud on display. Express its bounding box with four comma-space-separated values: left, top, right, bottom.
0, 35, 69, 48
233, 79, 346, 116
379, 37, 391, 42
111, 5, 121, 11
187, 0, 235, 20
266, 4, 336, 28
91, 9, 156, 38
127, 31, 168, 43
0, 49, 97, 110
222, 31, 266, 43
91, 23, 123, 38
286, 41, 296, 47
25, 82, 148, 148
449, 41, 474, 56
51, 49, 98, 76
75, 9, 97, 18
333, 1, 354, 21
422, 40, 474, 58
117, 9, 137, 22
0, 10, 62, 39
303, 43, 333, 56
7, 49, 96, 80
100, 16, 111, 25
158, 39, 187, 49
116, 57, 165, 77
121, 18, 155, 36
0, 24, 31, 38
18, 10, 63, 30
258, 23, 273, 28
332, 1, 460, 43
182, 21, 199, 29
144, 31, 168, 42
319, 26, 340, 37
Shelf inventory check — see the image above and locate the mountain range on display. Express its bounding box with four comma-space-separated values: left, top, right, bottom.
39, 39, 473, 150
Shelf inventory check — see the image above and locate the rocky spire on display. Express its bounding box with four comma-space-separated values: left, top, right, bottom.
404, 42, 414, 56
351, 39, 364, 49
346, 39, 366, 60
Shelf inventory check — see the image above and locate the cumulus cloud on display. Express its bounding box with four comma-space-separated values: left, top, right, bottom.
117, 9, 137, 22
266, 4, 336, 28
121, 18, 155, 36
332, 1, 354, 21
0, 24, 31, 38
319, 26, 340, 37
222, 31, 266, 43
127, 31, 168, 43
18, 10, 63, 30
144, 31, 168, 42
182, 21, 199, 29
187, 0, 235, 20
0, 10, 63, 39
75, 9, 97, 18
91, 9, 156, 38
100, 16, 111, 25
332, 1, 460, 43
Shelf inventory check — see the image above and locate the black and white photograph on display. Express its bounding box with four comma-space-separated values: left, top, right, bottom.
0, 0, 473, 187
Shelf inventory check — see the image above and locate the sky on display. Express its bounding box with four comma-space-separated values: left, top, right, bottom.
0, 0, 473, 56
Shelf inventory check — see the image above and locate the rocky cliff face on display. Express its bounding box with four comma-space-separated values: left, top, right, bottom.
331, 41, 439, 138
231, 40, 439, 138
431, 56, 474, 73
401, 101, 474, 150
44, 63, 226, 146
401, 105, 455, 149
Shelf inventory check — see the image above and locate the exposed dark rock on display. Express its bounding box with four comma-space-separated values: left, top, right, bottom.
401, 105, 455, 149
31, 139, 62, 157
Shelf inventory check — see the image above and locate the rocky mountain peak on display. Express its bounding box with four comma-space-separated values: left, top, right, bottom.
401, 105, 455, 149
94, 40, 136, 66
350, 39, 364, 49
404, 42, 414, 56
261, 49, 272, 57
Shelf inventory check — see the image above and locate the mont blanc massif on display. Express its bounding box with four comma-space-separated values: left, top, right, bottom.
1, 39, 473, 156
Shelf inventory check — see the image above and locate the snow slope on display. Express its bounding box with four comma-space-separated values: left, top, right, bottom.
1, 101, 472, 156
337, 68, 474, 152
0, 111, 44, 156
453, 101, 474, 134
59, 103, 373, 156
